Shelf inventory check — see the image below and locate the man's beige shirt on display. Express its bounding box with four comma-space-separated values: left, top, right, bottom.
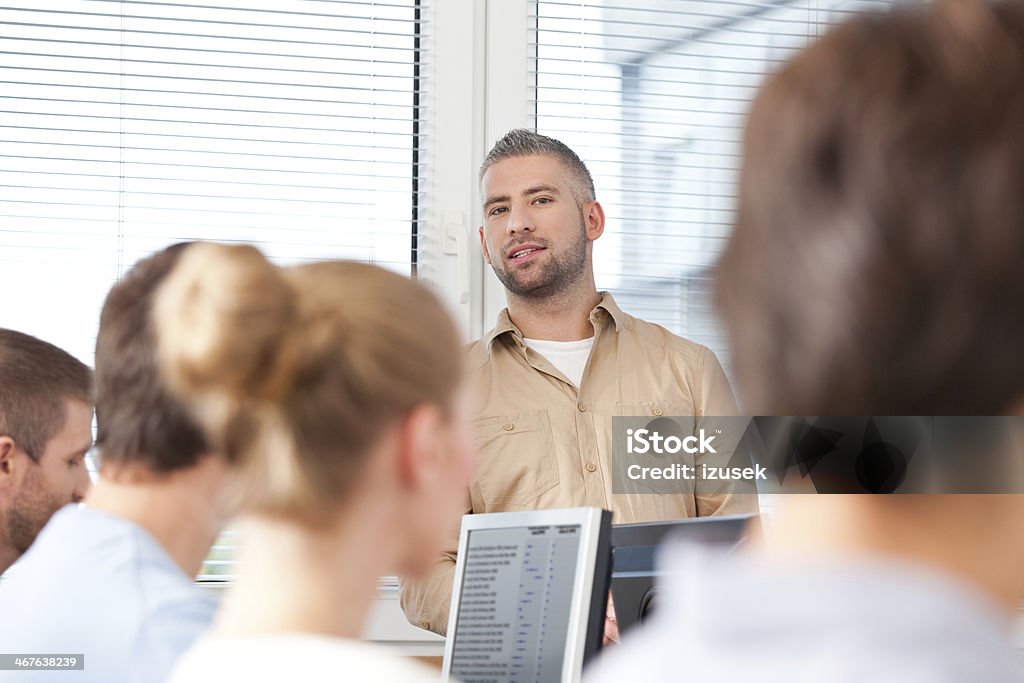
400, 292, 758, 634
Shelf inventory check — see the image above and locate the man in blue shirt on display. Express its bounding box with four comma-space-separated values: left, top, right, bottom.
0, 329, 93, 575
0, 243, 231, 683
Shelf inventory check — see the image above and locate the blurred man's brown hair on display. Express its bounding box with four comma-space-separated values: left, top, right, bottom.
0, 329, 92, 461
717, 0, 1024, 416
94, 243, 210, 471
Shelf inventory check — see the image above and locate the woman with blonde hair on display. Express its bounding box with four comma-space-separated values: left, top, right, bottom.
159, 243, 474, 681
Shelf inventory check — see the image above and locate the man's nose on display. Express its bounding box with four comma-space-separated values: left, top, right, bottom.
505, 203, 535, 234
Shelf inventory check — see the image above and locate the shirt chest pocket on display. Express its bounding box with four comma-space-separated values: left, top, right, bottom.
613, 402, 698, 496
614, 401, 695, 418
473, 410, 560, 509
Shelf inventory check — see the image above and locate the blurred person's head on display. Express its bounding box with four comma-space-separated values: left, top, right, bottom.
479, 129, 605, 304
716, 0, 1024, 608
90, 244, 226, 577
0, 329, 92, 572
95, 243, 211, 474
718, 0, 1024, 417
153, 244, 473, 579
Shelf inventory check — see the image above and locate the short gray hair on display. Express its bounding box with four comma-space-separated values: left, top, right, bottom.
479, 129, 596, 203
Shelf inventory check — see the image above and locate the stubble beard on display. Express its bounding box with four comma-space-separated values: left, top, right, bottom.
492, 213, 588, 300
7, 465, 63, 555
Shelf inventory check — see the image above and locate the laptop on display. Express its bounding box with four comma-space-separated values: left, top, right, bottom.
610, 514, 758, 634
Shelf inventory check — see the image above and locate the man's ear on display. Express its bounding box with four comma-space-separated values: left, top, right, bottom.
478, 226, 492, 266
395, 404, 443, 489
0, 436, 18, 478
584, 200, 606, 242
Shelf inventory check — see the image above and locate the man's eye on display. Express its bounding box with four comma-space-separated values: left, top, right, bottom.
534, 197, 551, 205
489, 207, 507, 216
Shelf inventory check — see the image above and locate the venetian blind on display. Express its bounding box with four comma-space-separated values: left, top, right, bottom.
0, 0, 426, 580
531, 0, 893, 372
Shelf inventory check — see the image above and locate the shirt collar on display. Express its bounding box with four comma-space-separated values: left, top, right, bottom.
594, 291, 629, 331
483, 291, 630, 350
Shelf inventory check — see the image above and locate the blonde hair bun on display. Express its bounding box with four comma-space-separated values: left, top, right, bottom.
153, 242, 302, 405
152, 243, 463, 522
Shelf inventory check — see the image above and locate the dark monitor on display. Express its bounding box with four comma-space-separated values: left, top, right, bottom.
610, 514, 757, 634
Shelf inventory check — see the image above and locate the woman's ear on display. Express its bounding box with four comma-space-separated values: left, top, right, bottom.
394, 404, 444, 489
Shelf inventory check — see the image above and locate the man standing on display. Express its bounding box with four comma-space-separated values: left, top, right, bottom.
401, 130, 757, 635
0, 329, 92, 575
0, 244, 232, 683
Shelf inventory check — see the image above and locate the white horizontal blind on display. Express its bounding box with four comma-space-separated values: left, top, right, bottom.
0, 0, 425, 581
0, 0, 422, 362
531, 0, 894, 370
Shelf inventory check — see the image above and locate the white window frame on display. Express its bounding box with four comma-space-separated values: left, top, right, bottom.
420, 0, 533, 339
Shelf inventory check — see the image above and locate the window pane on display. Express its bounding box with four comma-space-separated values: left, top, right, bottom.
0, 0, 425, 581
0, 0, 422, 368
532, 0, 893, 369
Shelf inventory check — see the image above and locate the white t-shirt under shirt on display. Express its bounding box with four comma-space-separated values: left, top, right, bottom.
523, 336, 595, 388
170, 633, 442, 682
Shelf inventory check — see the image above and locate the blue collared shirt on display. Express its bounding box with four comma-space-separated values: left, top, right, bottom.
0, 505, 215, 683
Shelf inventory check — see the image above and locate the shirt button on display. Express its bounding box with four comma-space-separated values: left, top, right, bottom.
502, 422, 514, 431
652, 406, 663, 416
585, 462, 597, 473
577, 402, 587, 412
420, 621, 430, 629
